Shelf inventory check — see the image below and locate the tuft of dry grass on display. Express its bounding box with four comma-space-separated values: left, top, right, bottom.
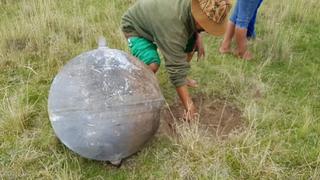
0, 88, 35, 137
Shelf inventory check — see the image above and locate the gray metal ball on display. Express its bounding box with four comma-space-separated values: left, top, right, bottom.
48, 42, 164, 164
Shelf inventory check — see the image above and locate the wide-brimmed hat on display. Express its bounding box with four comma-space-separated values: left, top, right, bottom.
192, 0, 232, 36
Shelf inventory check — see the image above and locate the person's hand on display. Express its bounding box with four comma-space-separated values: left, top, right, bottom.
195, 33, 205, 61
176, 85, 198, 121
184, 103, 198, 121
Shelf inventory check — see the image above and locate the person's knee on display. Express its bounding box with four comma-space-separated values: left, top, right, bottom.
127, 37, 161, 68
149, 63, 159, 73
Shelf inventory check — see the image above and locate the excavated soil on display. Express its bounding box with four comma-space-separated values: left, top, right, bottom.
159, 94, 243, 138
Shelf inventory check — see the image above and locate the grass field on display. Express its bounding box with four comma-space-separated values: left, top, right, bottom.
1, 0, 320, 179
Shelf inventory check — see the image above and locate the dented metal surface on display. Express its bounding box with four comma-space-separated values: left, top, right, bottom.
48, 39, 164, 164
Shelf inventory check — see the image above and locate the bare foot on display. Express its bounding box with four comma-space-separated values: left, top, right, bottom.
187, 78, 198, 88
233, 50, 253, 61
242, 51, 253, 60
219, 46, 232, 54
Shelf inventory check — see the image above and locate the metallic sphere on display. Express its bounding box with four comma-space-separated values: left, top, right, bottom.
48, 40, 164, 165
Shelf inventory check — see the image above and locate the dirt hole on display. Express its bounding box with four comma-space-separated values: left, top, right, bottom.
159, 94, 243, 138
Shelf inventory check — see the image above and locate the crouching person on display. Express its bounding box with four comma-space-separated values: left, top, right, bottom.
121, 0, 231, 119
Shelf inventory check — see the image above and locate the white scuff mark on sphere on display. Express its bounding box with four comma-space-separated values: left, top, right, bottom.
87, 123, 95, 127
92, 67, 102, 74
119, 94, 124, 102
87, 131, 97, 136
114, 130, 121, 137
85, 98, 90, 104
102, 81, 108, 92
51, 114, 61, 122
103, 50, 140, 72
81, 88, 90, 97
125, 79, 129, 91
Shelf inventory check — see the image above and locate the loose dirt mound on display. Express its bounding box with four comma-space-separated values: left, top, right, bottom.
159, 95, 243, 138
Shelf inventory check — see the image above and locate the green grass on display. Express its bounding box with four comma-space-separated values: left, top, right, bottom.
1, 0, 320, 179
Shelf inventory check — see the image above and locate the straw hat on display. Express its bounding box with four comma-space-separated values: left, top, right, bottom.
192, 0, 232, 36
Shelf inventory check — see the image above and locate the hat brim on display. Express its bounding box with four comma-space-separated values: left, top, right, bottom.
191, 0, 229, 36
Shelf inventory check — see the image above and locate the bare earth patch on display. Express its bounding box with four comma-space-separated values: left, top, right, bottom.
159, 94, 243, 138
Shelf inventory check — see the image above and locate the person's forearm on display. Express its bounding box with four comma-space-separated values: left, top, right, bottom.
176, 85, 194, 111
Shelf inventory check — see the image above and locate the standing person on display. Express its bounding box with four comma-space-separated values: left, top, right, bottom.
121, 0, 231, 119
219, 0, 263, 60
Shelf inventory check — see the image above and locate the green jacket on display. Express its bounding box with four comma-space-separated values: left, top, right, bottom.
121, 0, 196, 87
